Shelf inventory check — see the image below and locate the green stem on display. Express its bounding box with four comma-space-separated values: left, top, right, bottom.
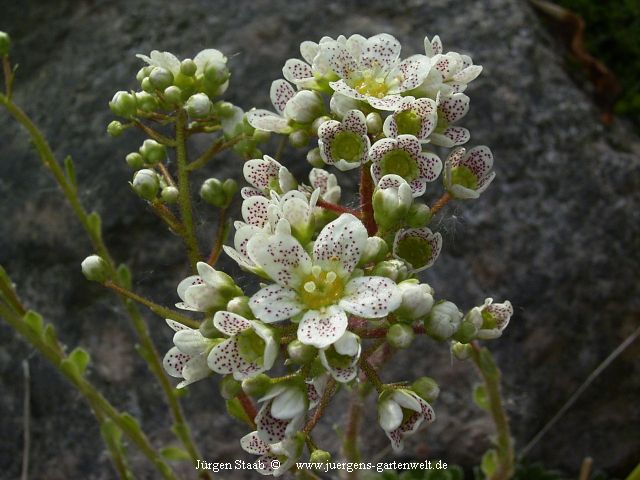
303, 379, 337, 434
470, 342, 515, 480
186, 136, 243, 172
175, 109, 201, 270
357, 357, 384, 392
133, 120, 176, 146
206, 207, 229, 266
342, 388, 363, 467
625, 461, 640, 480
0, 301, 177, 480
2, 55, 14, 99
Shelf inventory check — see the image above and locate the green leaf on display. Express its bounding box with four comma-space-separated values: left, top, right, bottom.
119, 413, 141, 433
43, 323, 59, 349
87, 212, 102, 241
23, 311, 44, 336
64, 156, 77, 190
481, 449, 498, 479
473, 383, 490, 411
59, 358, 80, 378
116, 264, 132, 290
100, 418, 122, 443
226, 398, 252, 425
160, 446, 191, 462
68, 347, 91, 376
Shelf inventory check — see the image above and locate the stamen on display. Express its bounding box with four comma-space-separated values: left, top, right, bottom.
326, 271, 337, 284
304, 281, 317, 293
311, 265, 322, 278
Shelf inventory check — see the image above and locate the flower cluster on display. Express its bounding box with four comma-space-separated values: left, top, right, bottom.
153, 33, 512, 476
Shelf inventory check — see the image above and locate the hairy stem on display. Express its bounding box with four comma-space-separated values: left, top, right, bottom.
207, 207, 229, 266
430, 192, 451, 215
342, 388, 363, 467
359, 163, 377, 235
303, 379, 337, 434
316, 199, 362, 217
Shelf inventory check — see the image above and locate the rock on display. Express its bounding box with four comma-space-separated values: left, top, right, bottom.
1, 0, 639, 478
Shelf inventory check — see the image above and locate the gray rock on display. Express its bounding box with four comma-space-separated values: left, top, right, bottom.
1, 0, 639, 478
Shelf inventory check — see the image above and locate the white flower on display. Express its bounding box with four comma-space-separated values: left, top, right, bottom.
395, 280, 435, 321
207, 311, 278, 380
242, 155, 298, 199
246, 214, 401, 348
175, 262, 242, 312
372, 174, 414, 229
319, 34, 431, 110
467, 298, 513, 339
383, 96, 438, 142
247, 79, 323, 133
443, 146, 495, 199
369, 135, 442, 198
393, 227, 442, 273
308, 168, 341, 204
282, 39, 334, 89
318, 109, 371, 171
162, 319, 215, 388
136, 50, 181, 76
240, 432, 304, 477
257, 384, 308, 443
429, 93, 471, 147
377, 389, 435, 452
318, 331, 361, 383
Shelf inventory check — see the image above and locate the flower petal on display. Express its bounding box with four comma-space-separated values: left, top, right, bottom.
439, 93, 469, 123
342, 109, 368, 136
431, 126, 470, 147
271, 388, 306, 420
297, 306, 348, 349
214, 311, 252, 336
165, 318, 189, 332
246, 109, 289, 133
173, 329, 210, 356
207, 337, 251, 375
247, 231, 311, 289
244, 156, 282, 191
163, 347, 190, 378
178, 354, 211, 388
393, 54, 431, 92
417, 152, 443, 183
242, 195, 271, 227
340, 276, 402, 318
282, 58, 314, 84
241, 431, 270, 455
270, 79, 296, 114
378, 399, 403, 432
329, 80, 366, 101
462, 146, 493, 178
249, 284, 304, 323
313, 214, 367, 277
255, 401, 293, 444
360, 33, 401, 71
176, 275, 204, 303
321, 41, 357, 79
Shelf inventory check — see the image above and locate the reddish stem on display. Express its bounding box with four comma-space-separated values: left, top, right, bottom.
359, 163, 377, 235
430, 192, 451, 215
316, 199, 362, 217
354, 325, 426, 338
238, 392, 257, 428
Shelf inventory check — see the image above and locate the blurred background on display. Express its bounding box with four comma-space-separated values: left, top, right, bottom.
0, 0, 639, 479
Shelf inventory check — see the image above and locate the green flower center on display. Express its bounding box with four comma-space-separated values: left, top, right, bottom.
350, 70, 389, 98
396, 235, 432, 269
450, 165, 478, 190
435, 110, 449, 132
237, 329, 266, 365
379, 149, 419, 181
481, 309, 497, 329
298, 269, 345, 310
331, 131, 365, 162
395, 110, 422, 137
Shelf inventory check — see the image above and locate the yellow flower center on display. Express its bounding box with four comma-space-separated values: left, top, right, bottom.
298, 266, 345, 310
350, 70, 389, 98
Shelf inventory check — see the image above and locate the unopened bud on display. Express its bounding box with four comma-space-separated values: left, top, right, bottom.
307, 147, 324, 168
242, 373, 272, 397
395, 281, 434, 321
0, 31, 12, 56
125, 152, 145, 169
312, 115, 331, 136
180, 58, 197, 77
287, 340, 317, 364
453, 320, 478, 344
451, 341, 472, 360
412, 376, 440, 403
109, 91, 137, 118
372, 259, 409, 282
81, 255, 110, 283
136, 67, 150, 83
135, 91, 158, 112
139, 139, 166, 165
284, 90, 324, 124
214, 101, 235, 118
406, 203, 432, 228
132, 169, 159, 200
219, 375, 242, 399
204, 61, 229, 84
386, 323, 414, 349
373, 175, 413, 229
358, 236, 388, 266
289, 130, 309, 148
149, 67, 174, 90
140, 77, 154, 93
107, 120, 124, 137
163, 85, 182, 105
199, 317, 223, 339
366, 112, 382, 135
226, 296, 252, 318
185, 93, 213, 118
161, 186, 179, 203
200, 178, 226, 207
309, 450, 331, 464
424, 301, 463, 341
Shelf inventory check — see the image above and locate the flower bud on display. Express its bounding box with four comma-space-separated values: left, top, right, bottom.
226, 296, 252, 318
386, 323, 414, 349
284, 90, 324, 124
163, 85, 182, 105
135, 67, 150, 83
411, 376, 440, 403
453, 320, 478, 344
405, 203, 432, 228
358, 236, 388, 266
223, 178, 238, 200
139, 139, 166, 165
204, 61, 229, 84
0, 31, 12, 56
373, 176, 413, 229
107, 120, 124, 137
219, 375, 242, 400
451, 341, 472, 360
199, 317, 223, 339
185, 93, 213, 118
180, 58, 197, 77
311, 115, 331, 136
307, 147, 324, 168
309, 450, 331, 464
241, 373, 272, 397
149, 67, 174, 90
289, 130, 310, 148
395, 281, 434, 321
134, 91, 158, 112
366, 112, 382, 135
200, 178, 226, 207
81, 255, 110, 283
109, 91, 137, 118
372, 259, 409, 282
132, 169, 159, 200
125, 152, 145, 169
140, 77, 154, 93
161, 186, 179, 203
287, 340, 317, 364
213, 101, 235, 118
424, 301, 463, 341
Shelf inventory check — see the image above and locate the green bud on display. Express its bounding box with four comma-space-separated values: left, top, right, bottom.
185, 93, 213, 118
366, 112, 382, 135
180, 58, 197, 76
372, 259, 409, 282
222, 178, 238, 200
200, 178, 226, 207
136, 67, 149, 83
312, 115, 331, 136
252, 128, 270, 143
219, 375, 242, 400
424, 301, 463, 341
453, 320, 478, 344
406, 203, 432, 228
134, 91, 158, 112
213, 101, 235, 118
386, 323, 414, 349
141, 77, 154, 93
372, 179, 413, 229
289, 130, 309, 148
451, 341, 472, 360
306, 147, 324, 168
107, 120, 124, 137
149, 67, 174, 90
395, 281, 434, 321
287, 340, 317, 364
81, 255, 110, 283
0, 31, 12, 56
132, 169, 159, 200
309, 450, 331, 464
204, 61, 229, 85
161, 186, 179, 203
226, 296, 252, 318
242, 373, 272, 397
109, 91, 137, 118
125, 152, 145, 169
163, 85, 182, 105
411, 376, 440, 403
358, 236, 388, 266
139, 139, 166, 165
199, 317, 223, 338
